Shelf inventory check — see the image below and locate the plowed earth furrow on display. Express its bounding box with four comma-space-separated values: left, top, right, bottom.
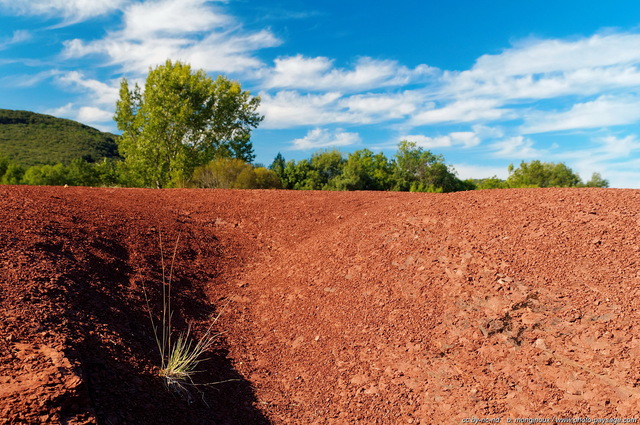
1, 187, 639, 424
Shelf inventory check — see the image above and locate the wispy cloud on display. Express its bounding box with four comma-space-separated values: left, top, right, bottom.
522, 95, 640, 134
259, 91, 357, 128
0, 30, 31, 50
55, 71, 120, 106
340, 91, 428, 122
44, 102, 113, 131
468, 34, 640, 78
410, 98, 511, 125
402, 131, 480, 149
0, 0, 127, 23
432, 33, 640, 129
263, 55, 436, 91
62, 0, 280, 74
42, 71, 121, 127
489, 136, 546, 159
291, 128, 360, 150
554, 135, 640, 188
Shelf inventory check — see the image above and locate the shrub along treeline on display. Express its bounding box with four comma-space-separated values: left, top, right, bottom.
0, 140, 608, 190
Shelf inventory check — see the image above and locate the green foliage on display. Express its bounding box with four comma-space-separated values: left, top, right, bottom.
1, 162, 25, 184
22, 163, 67, 186
114, 60, 263, 188
393, 140, 466, 192
507, 160, 583, 188
330, 149, 393, 191
278, 150, 346, 190
0, 109, 120, 166
0, 155, 9, 178
474, 176, 508, 190
191, 158, 281, 189
581, 172, 609, 188
269, 152, 286, 180
253, 167, 282, 189
276, 143, 473, 192
310, 150, 345, 190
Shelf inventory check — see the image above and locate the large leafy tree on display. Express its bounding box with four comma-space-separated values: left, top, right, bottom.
114, 60, 263, 188
393, 140, 464, 192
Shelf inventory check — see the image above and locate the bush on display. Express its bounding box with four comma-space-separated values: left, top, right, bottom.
191, 158, 281, 189
253, 167, 282, 189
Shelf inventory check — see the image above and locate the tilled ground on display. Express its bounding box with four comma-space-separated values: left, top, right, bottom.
1, 186, 640, 424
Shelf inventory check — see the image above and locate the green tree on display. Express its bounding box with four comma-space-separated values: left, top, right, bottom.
23, 164, 66, 186
94, 158, 120, 187
392, 141, 463, 192
66, 159, 100, 186
330, 149, 393, 190
269, 152, 286, 180
310, 149, 345, 190
582, 172, 609, 188
281, 159, 313, 190
114, 60, 263, 188
1, 163, 25, 184
507, 161, 582, 188
278, 150, 345, 190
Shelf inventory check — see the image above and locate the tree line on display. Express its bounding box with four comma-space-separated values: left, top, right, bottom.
0, 145, 609, 190
0, 60, 609, 190
267, 146, 608, 191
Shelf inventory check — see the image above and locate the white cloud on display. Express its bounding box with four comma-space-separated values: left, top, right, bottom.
597, 134, 640, 157
403, 134, 451, 149
523, 95, 640, 133
489, 136, 545, 159
434, 33, 640, 129
45, 102, 114, 128
44, 71, 120, 129
596, 166, 640, 189
556, 135, 640, 188
410, 98, 510, 125
264, 55, 436, 91
452, 163, 509, 180
46, 102, 74, 117
0, 0, 128, 23
563, 135, 640, 165
0, 69, 61, 87
55, 71, 119, 106
62, 0, 280, 74
291, 128, 360, 150
121, 0, 230, 39
470, 34, 640, 78
340, 91, 426, 122
259, 91, 361, 128
446, 66, 640, 101
0, 30, 31, 49
402, 131, 480, 149
77, 106, 113, 123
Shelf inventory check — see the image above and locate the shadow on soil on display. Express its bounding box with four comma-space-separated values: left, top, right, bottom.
38, 223, 271, 425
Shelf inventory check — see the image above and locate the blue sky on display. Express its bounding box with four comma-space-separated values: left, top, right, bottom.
2, 1, 640, 187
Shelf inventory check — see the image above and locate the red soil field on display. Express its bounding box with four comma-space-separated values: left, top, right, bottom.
1, 186, 640, 424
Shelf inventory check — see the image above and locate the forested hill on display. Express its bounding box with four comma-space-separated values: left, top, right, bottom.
0, 109, 120, 166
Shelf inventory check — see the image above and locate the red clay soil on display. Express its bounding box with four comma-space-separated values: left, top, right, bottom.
1, 186, 640, 424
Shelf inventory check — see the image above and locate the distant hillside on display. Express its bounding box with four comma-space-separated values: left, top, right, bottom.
0, 109, 120, 166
